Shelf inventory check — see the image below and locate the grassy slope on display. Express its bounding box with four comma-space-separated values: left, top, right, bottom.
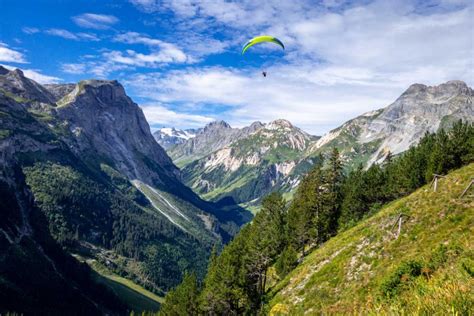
90, 261, 163, 312
267, 163, 474, 315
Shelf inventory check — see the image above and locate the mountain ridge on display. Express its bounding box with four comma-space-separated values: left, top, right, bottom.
163, 80, 473, 209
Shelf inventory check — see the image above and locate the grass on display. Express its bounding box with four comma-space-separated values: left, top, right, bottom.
0, 129, 11, 139
90, 260, 163, 312
267, 163, 474, 315
0, 88, 31, 103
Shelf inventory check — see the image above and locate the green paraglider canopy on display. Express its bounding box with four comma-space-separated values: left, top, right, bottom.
241, 35, 285, 55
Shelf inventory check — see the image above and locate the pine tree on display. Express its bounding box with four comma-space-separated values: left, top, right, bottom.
326, 147, 344, 235
159, 272, 199, 316
275, 245, 298, 278
245, 192, 287, 307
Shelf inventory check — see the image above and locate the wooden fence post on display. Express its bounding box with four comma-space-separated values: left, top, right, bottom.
459, 179, 473, 198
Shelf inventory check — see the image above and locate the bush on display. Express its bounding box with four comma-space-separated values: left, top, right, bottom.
380, 260, 423, 298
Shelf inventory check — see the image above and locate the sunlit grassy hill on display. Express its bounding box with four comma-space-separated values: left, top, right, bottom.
267, 163, 474, 315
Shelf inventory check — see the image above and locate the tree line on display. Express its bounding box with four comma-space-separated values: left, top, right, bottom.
158, 120, 474, 315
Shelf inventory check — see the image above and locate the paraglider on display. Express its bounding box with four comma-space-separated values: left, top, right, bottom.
241, 36, 285, 55
241, 35, 284, 77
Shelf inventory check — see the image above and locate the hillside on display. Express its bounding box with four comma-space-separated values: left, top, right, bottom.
267, 163, 474, 315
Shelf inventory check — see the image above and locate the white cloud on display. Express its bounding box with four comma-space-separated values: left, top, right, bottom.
22, 69, 62, 84
22, 27, 40, 34
76, 32, 100, 41
125, 0, 473, 134
114, 32, 164, 46
61, 63, 87, 74
61, 60, 131, 78
1, 64, 61, 84
140, 103, 215, 130
46, 28, 78, 40
124, 66, 399, 134
114, 31, 229, 60
72, 13, 119, 29
104, 46, 188, 67
0, 43, 27, 64
113, 32, 190, 63
45, 28, 99, 41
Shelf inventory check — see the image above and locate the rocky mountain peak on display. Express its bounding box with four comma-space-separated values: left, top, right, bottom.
203, 120, 231, 131
153, 127, 199, 149
267, 119, 294, 129
0, 65, 9, 75
403, 83, 427, 95
0, 66, 55, 104
71, 80, 128, 105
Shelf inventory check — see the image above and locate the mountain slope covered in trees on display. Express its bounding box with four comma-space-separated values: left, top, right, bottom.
158, 121, 474, 315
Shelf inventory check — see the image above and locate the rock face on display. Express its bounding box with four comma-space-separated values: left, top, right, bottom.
0, 73, 125, 314
169, 81, 473, 208
362, 81, 473, 164
55, 80, 179, 184
153, 127, 200, 150
44, 83, 76, 101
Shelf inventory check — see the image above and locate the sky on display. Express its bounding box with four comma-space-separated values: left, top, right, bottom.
0, 0, 473, 135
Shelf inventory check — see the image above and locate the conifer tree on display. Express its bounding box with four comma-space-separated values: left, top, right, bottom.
159, 272, 199, 316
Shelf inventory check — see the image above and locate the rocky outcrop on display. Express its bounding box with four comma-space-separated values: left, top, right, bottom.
0, 68, 251, 312
0, 66, 55, 104
308, 80, 474, 166
44, 83, 76, 101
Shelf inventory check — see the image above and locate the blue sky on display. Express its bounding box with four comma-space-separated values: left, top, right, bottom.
0, 0, 472, 135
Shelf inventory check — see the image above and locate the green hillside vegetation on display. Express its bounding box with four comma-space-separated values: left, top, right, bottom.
23, 162, 211, 294
268, 163, 473, 314
156, 120, 473, 315
89, 260, 163, 312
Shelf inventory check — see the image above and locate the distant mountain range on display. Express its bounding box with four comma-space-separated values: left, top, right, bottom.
153, 127, 200, 149
162, 80, 473, 209
0, 66, 249, 313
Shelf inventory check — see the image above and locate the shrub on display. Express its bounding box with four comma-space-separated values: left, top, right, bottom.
380, 260, 422, 298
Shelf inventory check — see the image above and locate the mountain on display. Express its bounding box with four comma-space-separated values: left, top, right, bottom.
0, 66, 250, 313
181, 119, 319, 210
306, 80, 474, 166
167, 81, 473, 209
267, 163, 474, 314
153, 127, 200, 150
168, 120, 265, 167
